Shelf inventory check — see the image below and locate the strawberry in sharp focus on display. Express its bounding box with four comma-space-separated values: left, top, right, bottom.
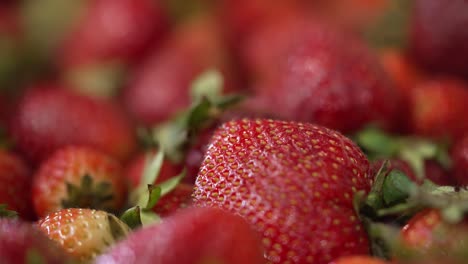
37, 208, 130, 262
193, 119, 373, 263
409, 0, 468, 80
11, 84, 136, 163
0, 218, 73, 264
96, 207, 265, 264
32, 146, 127, 218
123, 14, 241, 126
407, 78, 468, 141
0, 150, 33, 219
259, 22, 400, 134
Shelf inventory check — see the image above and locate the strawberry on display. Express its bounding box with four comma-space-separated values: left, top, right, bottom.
330, 255, 389, 264
0, 218, 72, 264
11, 85, 136, 163
37, 208, 130, 261
153, 183, 193, 217
59, 0, 168, 69
0, 150, 33, 219
32, 146, 127, 218
95, 207, 265, 264
407, 78, 468, 141
401, 209, 443, 251
409, 0, 468, 80
193, 119, 373, 263
451, 135, 468, 186
259, 23, 400, 134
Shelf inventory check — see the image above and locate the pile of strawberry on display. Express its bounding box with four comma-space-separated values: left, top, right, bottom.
1, 0, 468, 263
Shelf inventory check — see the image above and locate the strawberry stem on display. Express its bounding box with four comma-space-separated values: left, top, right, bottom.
61, 174, 114, 212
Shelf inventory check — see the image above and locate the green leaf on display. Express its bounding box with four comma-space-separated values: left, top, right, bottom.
190, 69, 223, 103
140, 210, 161, 226
120, 206, 143, 229
354, 126, 400, 158
141, 151, 165, 186
0, 204, 18, 218
158, 169, 186, 197
382, 170, 416, 206
145, 185, 162, 210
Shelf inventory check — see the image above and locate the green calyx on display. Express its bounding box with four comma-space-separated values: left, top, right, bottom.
0, 204, 18, 218
354, 126, 452, 180
149, 69, 243, 163
61, 174, 114, 212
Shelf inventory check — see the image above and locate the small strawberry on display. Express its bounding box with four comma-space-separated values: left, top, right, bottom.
451, 135, 468, 186
330, 255, 390, 264
37, 208, 130, 261
409, 0, 468, 80
0, 218, 73, 264
32, 146, 127, 218
193, 119, 373, 263
407, 79, 468, 141
401, 209, 444, 250
0, 150, 33, 219
59, 0, 168, 69
96, 207, 265, 264
123, 14, 240, 126
11, 85, 136, 163
259, 22, 400, 134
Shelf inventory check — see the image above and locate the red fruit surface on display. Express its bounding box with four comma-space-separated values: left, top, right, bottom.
451, 135, 468, 186
193, 119, 372, 263
401, 209, 442, 250
154, 183, 193, 217
95, 207, 265, 264
32, 146, 127, 218
124, 14, 239, 125
261, 24, 399, 134
330, 255, 389, 264
59, 0, 168, 68
407, 79, 468, 141
0, 218, 72, 264
0, 150, 33, 219
410, 0, 468, 80
38, 208, 130, 261
11, 85, 136, 163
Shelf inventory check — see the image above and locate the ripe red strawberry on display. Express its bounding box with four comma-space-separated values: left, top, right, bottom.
153, 183, 193, 217
407, 79, 468, 141
32, 146, 127, 218
37, 208, 130, 261
123, 14, 240, 125
59, 0, 168, 69
11, 85, 136, 163
260, 23, 400, 134
95, 207, 265, 264
401, 209, 443, 250
0, 150, 33, 219
451, 135, 468, 186
0, 218, 72, 264
409, 0, 468, 80
193, 119, 373, 263
330, 255, 389, 264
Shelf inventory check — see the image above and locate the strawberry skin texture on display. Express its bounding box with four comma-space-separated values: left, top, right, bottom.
401, 209, 442, 250
59, 0, 168, 68
32, 146, 127, 218
330, 255, 390, 264
96, 207, 265, 264
262, 24, 399, 134
408, 79, 468, 141
193, 119, 372, 263
0, 218, 72, 264
11, 85, 136, 163
0, 150, 33, 219
154, 183, 193, 217
123, 14, 240, 125
410, 0, 468, 80
37, 208, 130, 261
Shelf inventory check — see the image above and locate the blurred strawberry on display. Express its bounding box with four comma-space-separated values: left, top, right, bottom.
123, 14, 240, 125
32, 146, 127, 218
0, 218, 73, 264
410, 0, 468, 80
451, 135, 468, 186
11, 84, 136, 163
407, 79, 468, 141
330, 255, 389, 264
0, 150, 33, 219
380, 49, 424, 94
260, 23, 399, 134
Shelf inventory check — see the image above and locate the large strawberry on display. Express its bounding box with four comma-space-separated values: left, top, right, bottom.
32, 146, 127, 218
0, 150, 33, 219
96, 207, 265, 264
259, 22, 400, 134
0, 218, 73, 264
193, 119, 373, 263
409, 0, 468, 80
37, 208, 130, 261
123, 14, 240, 126
59, 0, 168, 69
11, 84, 136, 163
